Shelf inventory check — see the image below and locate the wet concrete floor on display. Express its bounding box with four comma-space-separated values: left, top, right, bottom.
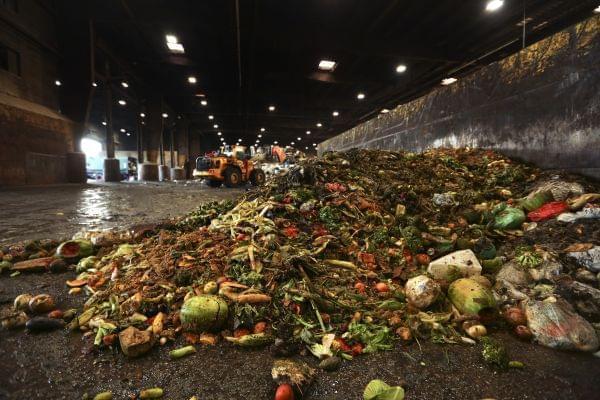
0, 181, 244, 246
0, 182, 598, 399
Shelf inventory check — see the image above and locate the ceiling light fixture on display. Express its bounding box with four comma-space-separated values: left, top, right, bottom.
260, 127, 266, 132
297, 137, 302, 141
220, 137, 224, 141
126, 132, 131, 136
313, 143, 317, 146
120, 128, 126, 133
594, 5, 600, 13
332, 111, 339, 117
441, 77, 458, 85
118, 100, 127, 106
291, 142, 295, 145
208, 115, 214, 120
318, 60, 337, 71
316, 123, 322, 127
217, 132, 222, 136
92, 82, 98, 87
54, 80, 61, 86
274, 141, 278, 144
395, 64, 407, 73
121, 81, 129, 88
167, 42, 184, 53
485, 0, 504, 12
258, 134, 262, 138
140, 113, 146, 118
101, 121, 107, 126
200, 100, 208, 106
268, 105, 276, 112
162, 113, 168, 118
188, 76, 197, 84
306, 130, 311, 135
357, 93, 365, 100
165, 34, 178, 44
380, 108, 390, 114
213, 124, 219, 128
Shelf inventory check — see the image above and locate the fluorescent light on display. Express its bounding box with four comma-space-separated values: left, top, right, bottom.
101, 121, 107, 126
594, 5, 600, 13
120, 128, 126, 133
305, 146, 308, 150
167, 42, 185, 53
220, 137, 224, 141
258, 134, 262, 138
395, 64, 407, 73
268, 105, 275, 111
485, 0, 504, 12
213, 124, 219, 128
260, 127, 266, 132
318, 60, 337, 71
92, 82, 98, 87
306, 130, 311, 135
256, 140, 260, 143
54, 80, 61, 86
291, 142, 295, 145
121, 81, 129, 88
297, 137, 302, 141
357, 93, 365, 100
316, 123, 322, 127
332, 111, 339, 117
126, 133, 131, 136
162, 113, 168, 118
165, 34, 178, 44
140, 113, 146, 118
217, 132, 222, 136
274, 141, 278, 144
118, 100, 127, 106
200, 100, 207, 106
381, 108, 390, 114
208, 115, 214, 120
313, 143, 317, 146
441, 77, 458, 85
188, 76, 197, 84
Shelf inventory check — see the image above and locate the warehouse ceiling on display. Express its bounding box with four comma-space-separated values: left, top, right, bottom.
57, 0, 599, 151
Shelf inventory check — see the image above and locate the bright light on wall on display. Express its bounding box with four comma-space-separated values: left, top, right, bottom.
81, 138, 102, 157
486, 0, 504, 12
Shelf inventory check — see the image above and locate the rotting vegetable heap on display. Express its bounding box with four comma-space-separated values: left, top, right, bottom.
3, 148, 600, 373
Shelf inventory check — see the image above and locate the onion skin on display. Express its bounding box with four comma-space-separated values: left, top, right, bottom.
274, 383, 294, 400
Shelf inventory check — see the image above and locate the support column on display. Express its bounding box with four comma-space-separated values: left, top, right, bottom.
103, 61, 120, 182
138, 94, 160, 181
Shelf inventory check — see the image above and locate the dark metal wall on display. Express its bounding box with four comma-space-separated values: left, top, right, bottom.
319, 16, 600, 178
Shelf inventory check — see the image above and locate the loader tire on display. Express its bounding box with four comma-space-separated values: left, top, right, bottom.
224, 167, 242, 188
250, 169, 266, 186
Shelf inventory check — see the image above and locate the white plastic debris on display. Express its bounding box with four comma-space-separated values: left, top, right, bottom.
427, 249, 482, 280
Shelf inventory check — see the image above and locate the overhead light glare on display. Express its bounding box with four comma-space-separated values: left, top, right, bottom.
126, 132, 131, 136
140, 112, 146, 118
162, 113, 169, 118
188, 76, 197, 84
101, 121, 107, 126
213, 124, 219, 128
258, 134, 263, 138
306, 130, 311, 135
54, 80, 62, 86
594, 5, 600, 13
274, 141, 278, 144
357, 93, 365, 100
217, 132, 222, 136
208, 115, 214, 120
318, 60, 337, 71
395, 64, 407, 73
332, 111, 339, 117
118, 99, 127, 106
121, 81, 129, 88
268, 105, 275, 112
485, 0, 504, 12
291, 142, 295, 145
441, 77, 458, 86
313, 143, 317, 146
297, 137, 302, 141
316, 123, 322, 127
165, 34, 178, 44
120, 128, 126, 133
200, 100, 207, 106
381, 108, 390, 114
92, 82, 98, 87
260, 127, 266, 132
167, 42, 185, 53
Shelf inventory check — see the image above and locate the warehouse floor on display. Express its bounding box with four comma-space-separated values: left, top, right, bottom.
0, 181, 244, 246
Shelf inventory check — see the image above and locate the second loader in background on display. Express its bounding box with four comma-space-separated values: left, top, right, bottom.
193, 145, 266, 188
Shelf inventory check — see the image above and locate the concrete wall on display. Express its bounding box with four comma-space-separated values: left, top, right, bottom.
0, 1, 79, 186
319, 16, 600, 178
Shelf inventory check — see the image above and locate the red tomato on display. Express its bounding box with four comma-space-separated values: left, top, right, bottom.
375, 282, 389, 293
351, 343, 364, 356
333, 337, 352, 353
354, 281, 366, 294
275, 383, 295, 400
415, 253, 431, 266
253, 322, 268, 334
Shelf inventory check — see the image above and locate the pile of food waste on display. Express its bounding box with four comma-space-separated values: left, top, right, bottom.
2, 148, 600, 399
